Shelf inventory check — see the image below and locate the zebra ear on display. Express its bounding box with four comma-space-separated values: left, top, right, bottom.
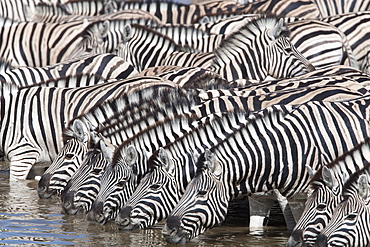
204, 150, 222, 177
99, 139, 114, 163
358, 174, 369, 200
268, 18, 285, 40
73, 119, 88, 143
306, 165, 316, 179
99, 20, 110, 39
199, 16, 210, 24
158, 148, 173, 172
322, 166, 334, 189
104, 0, 116, 13
125, 145, 137, 165
123, 24, 132, 41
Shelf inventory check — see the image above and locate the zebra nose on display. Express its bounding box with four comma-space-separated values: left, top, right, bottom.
116, 206, 132, 228
61, 190, 76, 212
307, 63, 315, 72
87, 201, 103, 222
165, 216, 181, 233
313, 234, 328, 247
286, 229, 303, 247
37, 173, 52, 198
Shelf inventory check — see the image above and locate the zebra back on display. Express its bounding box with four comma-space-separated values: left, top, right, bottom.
0, 53, 138, 86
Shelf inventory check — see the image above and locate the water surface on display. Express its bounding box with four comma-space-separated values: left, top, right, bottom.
0, 171, 290, 246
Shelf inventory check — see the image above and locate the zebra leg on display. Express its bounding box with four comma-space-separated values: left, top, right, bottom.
248, 192, 276, 229
7, 141, 41, 180
286, 193, 309, 224
273, 189, 296, 231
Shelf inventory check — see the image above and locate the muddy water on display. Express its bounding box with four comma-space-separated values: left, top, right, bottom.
0, 170, 291, 246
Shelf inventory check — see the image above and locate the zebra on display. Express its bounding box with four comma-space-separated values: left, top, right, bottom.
321, 12, 370, 73
0, 76, 177, 180
85, 109, 248, 224
0, 53, 138, 87
119, 16, 314, 80
207, 16, 314, 81
287, 137, 370, 247
116, 83, 370, 231
314, 163, 370, 247
0, 17, 109, 68
102, 0, 244, 25
38, 86, 201, 198
195, 13, 358, 70
161, 96, 370, 244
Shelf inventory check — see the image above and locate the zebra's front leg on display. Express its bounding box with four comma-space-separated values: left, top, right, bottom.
273, 189, 296, 230
7, 142, 41, 180
248, 192, 276, 229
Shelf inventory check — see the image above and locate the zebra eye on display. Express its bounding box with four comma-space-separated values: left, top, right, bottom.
284, 47, 293, 53
197, 190, 207, 197
316, 204, 326, 211
91, 168, 102, 175
65, 153, 75, 160
150, 184, 161, 190
345, 214, 357, 222
116, 181, 126, 187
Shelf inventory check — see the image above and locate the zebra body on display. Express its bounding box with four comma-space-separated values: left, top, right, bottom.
0, 53, 138, 86
315, 163, 370, 247
322, 12, 370, 71
287, 137, 370, 247
162, 97, 370, 243
0, 76, 177, 180
116, 83, 370, 231
0, 17, 108, 68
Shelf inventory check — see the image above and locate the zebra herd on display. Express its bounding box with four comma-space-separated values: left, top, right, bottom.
1, 0, 370, 246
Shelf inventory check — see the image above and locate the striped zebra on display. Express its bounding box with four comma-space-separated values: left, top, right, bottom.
195, 13, 358, 70
161, 96, 370, 244
120, 16, 314, 80
85, 110, 244, 224
321, 12, 370, 73
38, 86, 200, 198
0, 17, 109, 68
287, 137, 370, 247
0, 53, 138, 86
0, 0, 45, 22
102, 0, 243, 25
0, 76, 177, 180
315, 163, 370, 247
116, 83, 370, 231
207, 16, 314, 81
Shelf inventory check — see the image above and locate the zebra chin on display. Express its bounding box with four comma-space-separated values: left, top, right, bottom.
286, 229, 303, 247
37, 173, 57, 199
162, 216, 190, 244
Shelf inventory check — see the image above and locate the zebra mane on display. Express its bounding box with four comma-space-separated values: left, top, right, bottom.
97, 87, 200, 137
342, 161, 370, 199
64, 85, 186, 138
181, 69, 237, 90
211, 15, 290, 69
112, 111, 200, 167
0, 81, 19, 96
310, 137, 370, 188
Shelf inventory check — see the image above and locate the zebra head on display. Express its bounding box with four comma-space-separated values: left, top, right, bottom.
60, 143, 112, 215
288, 166, 344, 247
211, 16, 314, 81
116, 147, 181, 230
315, 168, 370, 247
37, 119, 91, 199
86, 144, 142, 224
162, 150, 228, 244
